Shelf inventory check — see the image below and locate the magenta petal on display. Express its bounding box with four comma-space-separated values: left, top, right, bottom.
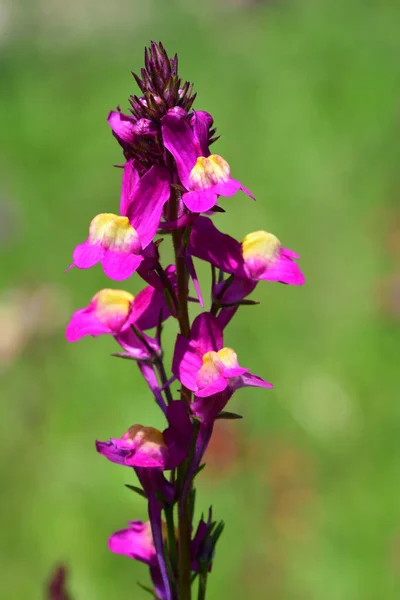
108, 521, 155, 564
283, 247, 300, 260
257, 253, 305, 285
163, 400, 193, 469
214, 276, 257, 305
125, 445, 168, 469
188, 217, 244, 275
131, 284, 169, 330
128, 165, 171, 248
96, 440, 129, 466
66, 308, 111, 342
120, 160, 141, 216
223, 366, 249, 378
172, 335, 203, 391
73, 241, 104, 269
161, 114, 199, 189
192, 390, 233, 424
101, 251, 143, 280
190, 111, 213, 156
216, 307, 238, 330
116, 328, 159, 360
195, 377, 228, 398
234, 372, 273, 390
190, 313, 223, 354
213, 178, 241, 197
240, 185, 256, 200
186, 255, 204, 308
138, 362, 166, 415
182, 190, 218, 213
107, 111, 136, 145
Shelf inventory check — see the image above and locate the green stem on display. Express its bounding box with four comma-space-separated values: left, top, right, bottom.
197, 572, 208, 600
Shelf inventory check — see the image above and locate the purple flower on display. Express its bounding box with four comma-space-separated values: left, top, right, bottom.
161, 112, 253, 213
172, 313, 272, 397
71, 162, 170, 280
189, 217, 305, 296
96, 400, 192, 470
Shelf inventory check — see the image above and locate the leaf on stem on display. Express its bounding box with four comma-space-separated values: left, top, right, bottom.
215, 411, 243, 420
125, 484, 147, 498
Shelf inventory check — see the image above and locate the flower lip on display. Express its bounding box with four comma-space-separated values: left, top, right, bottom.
241, 230, 281, 264
89, 214, 141, 253
93, 288, 134, 328
122, 425, 167, 450
188, 155, 230, 191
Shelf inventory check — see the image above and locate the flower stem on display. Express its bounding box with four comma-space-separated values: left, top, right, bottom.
197, 573, 208, 600
170, 186, 192, 600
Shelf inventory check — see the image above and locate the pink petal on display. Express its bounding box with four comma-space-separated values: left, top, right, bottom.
240, 185, 256, 200
101, 251, 143, 280
282, 247, 300, 260
213, 178, 241, 197
188, 217, 244, 275
130, 284, 169, 330
223, 366, 249, 378
107, 111, 136, 145
190, 110, 213, 156
65, 308, 111, 342
258, 254, 305, 285
120, 160, 141, 216
190, 313, 223, 354
108, 521, 155, 564
172, 335, 203, 391
235, 373, 273, 390
73, 241, 104, 269
195, 377, 228, 398
182, 190, 218, 213
128, 165, 171, 248
125, 446, 168, 469
161, 114, 199, 189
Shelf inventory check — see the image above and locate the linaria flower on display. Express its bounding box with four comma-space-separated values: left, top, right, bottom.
161, 112, 253, 213
96, 400, 192, 470
189, 216, 305, 295
71, 162, 170, 280
172, 312, 272, 397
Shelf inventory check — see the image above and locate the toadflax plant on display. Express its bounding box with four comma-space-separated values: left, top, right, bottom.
66, 42, 305, 600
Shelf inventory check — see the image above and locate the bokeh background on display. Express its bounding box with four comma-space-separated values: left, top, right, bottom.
1, 0, 400, 598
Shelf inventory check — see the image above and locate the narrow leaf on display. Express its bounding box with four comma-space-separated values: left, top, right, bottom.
137, 581, 162, 599
216, 411, 243, 420
125, 484, 147, 498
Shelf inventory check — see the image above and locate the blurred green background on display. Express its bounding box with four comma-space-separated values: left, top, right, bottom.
1, 0, 400, 598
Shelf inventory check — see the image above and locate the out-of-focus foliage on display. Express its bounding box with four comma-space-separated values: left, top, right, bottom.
1, 1, 400, 598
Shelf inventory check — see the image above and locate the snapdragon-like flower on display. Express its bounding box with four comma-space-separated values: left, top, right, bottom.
71, 162, 170, 280
189, 216, 305, 295
162, 112, 253, 213
65, 280, 174, 361
172, 312, 272, 397
66, 265, 175, 340
96, 400, 192, 470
